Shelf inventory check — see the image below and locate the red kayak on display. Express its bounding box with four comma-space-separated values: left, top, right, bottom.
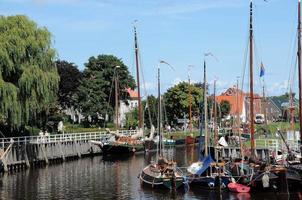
228, 182, 250, 193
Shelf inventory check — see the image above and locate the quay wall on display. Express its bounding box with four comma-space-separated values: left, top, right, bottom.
0, 130, 136, 173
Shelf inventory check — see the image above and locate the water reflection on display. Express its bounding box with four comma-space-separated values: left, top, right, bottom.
0, 146, 299, 200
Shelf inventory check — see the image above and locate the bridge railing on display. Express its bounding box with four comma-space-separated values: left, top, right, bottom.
0, 130, 139, 147
255, 139, 300, 152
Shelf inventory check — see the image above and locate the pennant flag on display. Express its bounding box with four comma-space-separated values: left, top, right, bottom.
260, 62, 265, 77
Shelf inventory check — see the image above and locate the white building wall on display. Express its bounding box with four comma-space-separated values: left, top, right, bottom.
119, 99, 138, 127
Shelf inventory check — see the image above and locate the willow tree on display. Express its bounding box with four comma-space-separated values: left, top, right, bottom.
0, 15, 59, 131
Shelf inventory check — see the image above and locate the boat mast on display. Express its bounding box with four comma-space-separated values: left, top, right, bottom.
157, 65, 163, 157
213, 80, 218, 161
134, 24, 142, 129
262, 84, 267, 125
189, 70, 192, 132
249, 0, 255, 158
115, 67, 119, 129
298, 0, 302, 160
289, 87, 295, 140
204, 60, 208, 156
237, 77, 243, 157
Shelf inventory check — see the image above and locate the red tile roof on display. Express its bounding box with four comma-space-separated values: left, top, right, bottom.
126, 88, 139, 99
215, 87, 262, 116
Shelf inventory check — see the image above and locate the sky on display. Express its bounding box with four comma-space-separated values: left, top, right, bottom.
0, 0, 299, 97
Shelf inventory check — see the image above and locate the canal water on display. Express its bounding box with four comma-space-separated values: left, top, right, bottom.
0, 146, 301, 200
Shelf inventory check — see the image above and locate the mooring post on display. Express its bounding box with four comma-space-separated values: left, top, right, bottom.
59, 142, 65, 161
75, 141, 81, 158
24, 144, 30, 168
40, 144, 49, 165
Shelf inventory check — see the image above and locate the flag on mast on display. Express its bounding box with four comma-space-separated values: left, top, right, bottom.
260, 62, 265, 77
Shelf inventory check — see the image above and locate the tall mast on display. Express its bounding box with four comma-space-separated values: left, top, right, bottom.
237, 78, 243, 157
262, 84, 267, 125
204, 60, 208, 156
115, 68, 119, 129
134, 24, 142, 129
289, 87, 295, 140
157, 66, 162, 157
298, 0, 302, 160
213, 80, 218, 160
189, 73, 192, 132
249, 0, 255, 157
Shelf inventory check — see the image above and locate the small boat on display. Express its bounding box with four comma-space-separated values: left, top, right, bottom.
101, 138, 145, 155
188, 155, 231, 189
140, 158, 185, 190
187, 59, 231, 190
91, 132, 145, 155
228, 182, 250, 193
139, 60, 185, 190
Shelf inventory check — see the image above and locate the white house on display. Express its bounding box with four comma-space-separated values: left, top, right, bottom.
119, 88, 139, 127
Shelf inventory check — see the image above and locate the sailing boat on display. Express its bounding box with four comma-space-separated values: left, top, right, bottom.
187, 57, 231, 190
139, 62, 185, 190
91, 23, 147, 155
286, 0, 302, 189
185, 65, 200, 145
227, 0, 302, 192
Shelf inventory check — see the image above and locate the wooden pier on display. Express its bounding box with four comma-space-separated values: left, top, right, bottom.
0, 130, 137, 173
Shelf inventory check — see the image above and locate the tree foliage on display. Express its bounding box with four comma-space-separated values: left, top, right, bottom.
142, 95, 158, 129
219, 100, 231, 118
164, 82, 203, 125
56, 60, 82, 108
75, 55, 135, 125
125, 108, 138, 128
0, 15, 59, 129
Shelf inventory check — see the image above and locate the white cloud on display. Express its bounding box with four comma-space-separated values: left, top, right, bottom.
172, 77, 183, 86
267, 80, 288, 96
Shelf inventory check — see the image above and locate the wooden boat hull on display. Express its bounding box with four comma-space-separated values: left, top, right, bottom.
140, 165, 184, 190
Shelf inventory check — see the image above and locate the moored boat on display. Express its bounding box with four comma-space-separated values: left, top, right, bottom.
139, 60, 185, 191
140, 158, 185, 190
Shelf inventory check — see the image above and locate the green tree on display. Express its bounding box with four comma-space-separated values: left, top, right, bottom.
56, 60, 82, 109
75, 55, 135, 126
0, 15, 59, 132
142, 95, 158, 129
164, 82, 203, 125
220, 100, 231, 118
125, 108, 138, 128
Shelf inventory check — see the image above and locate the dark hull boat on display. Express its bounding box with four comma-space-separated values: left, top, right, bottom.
139, 159, 185, 190
187, 155, 231, 190
190, 175, 231, 190
91, 135, 145, 156
101, 142, 145, 155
